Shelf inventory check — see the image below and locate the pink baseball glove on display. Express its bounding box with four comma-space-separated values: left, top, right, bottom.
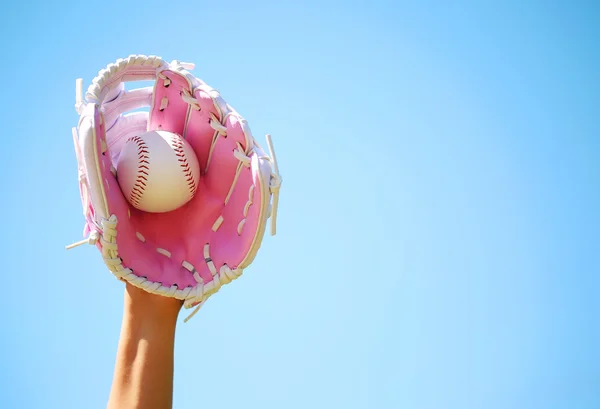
67, 55, 281, 321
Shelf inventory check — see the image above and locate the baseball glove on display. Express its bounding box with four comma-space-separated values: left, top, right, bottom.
67, 55, 281, 321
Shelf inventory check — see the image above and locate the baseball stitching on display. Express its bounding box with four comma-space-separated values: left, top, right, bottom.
128, 136, 150, 207
170, 134, 198, 197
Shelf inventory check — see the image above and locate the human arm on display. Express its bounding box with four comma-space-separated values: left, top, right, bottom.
106, 283, 183, 409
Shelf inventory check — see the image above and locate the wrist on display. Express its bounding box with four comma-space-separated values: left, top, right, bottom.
124, 283, 183, 323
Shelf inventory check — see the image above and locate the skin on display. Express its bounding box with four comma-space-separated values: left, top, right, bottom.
107, 283, 182, 409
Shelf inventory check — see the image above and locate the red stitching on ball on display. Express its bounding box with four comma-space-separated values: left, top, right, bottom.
170, 134, 197, 196
127, 135, 151, 207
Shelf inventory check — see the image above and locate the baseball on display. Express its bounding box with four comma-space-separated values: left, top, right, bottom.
116, 130, 200, 213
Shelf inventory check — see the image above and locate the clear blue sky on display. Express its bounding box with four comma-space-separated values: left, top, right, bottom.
1, 1, 598, 408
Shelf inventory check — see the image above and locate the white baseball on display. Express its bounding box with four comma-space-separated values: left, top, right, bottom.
116, 130, 200, 213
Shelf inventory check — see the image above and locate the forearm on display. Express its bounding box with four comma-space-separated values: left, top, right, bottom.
107, 283, 183, 409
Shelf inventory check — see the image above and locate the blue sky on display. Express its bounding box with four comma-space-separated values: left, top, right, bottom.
1, 1, 598, 408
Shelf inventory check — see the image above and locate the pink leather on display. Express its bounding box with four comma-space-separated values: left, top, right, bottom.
90, 68, 268, 292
